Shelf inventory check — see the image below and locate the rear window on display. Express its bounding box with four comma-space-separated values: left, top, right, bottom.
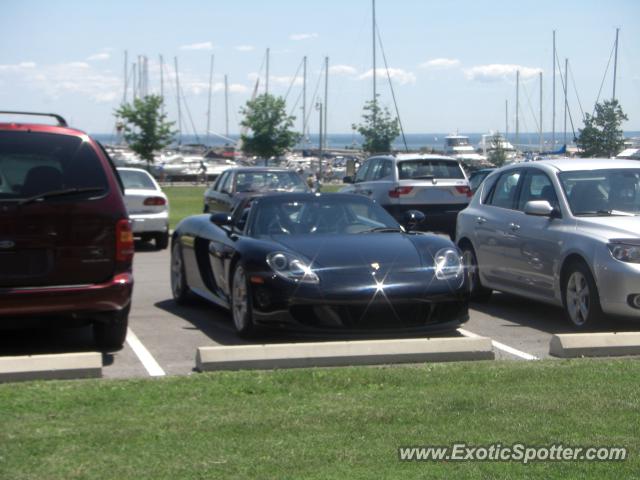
234, 171, 307, 193
397, 160, 465, 180
118, 169, 157, 190
0, 131, 108, 200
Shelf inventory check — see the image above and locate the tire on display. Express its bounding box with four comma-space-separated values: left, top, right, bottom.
562, 261, 603, 329
203, 204, 210, 213
155, 231, 169, 250
231, 264, 257, 338
94, 305, 129, 350
170, 241, 191, 304
461, 243, 493, 302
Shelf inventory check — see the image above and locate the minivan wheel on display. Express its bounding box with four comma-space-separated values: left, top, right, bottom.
170, 241, 190, 304
94, 306, 129, 350
461, 244, 492, 302
562, 262, 603, 329
231, 265, 257, 338
155, 231, 169, 250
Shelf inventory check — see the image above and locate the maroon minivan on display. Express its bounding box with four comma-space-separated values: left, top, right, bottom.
0, 112, 134, 349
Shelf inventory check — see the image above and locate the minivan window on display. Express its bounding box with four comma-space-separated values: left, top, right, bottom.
397, 160, 464, 180
0, 131, 108, 200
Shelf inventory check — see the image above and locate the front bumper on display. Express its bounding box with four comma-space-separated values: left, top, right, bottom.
596, 255, 640, 319
129, 211, 169, 234
0, 272, 133, 320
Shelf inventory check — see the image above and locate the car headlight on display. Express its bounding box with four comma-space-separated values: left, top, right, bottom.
608, 242, 640, 263
434, 247, 464, 280
266, 252, 319, 284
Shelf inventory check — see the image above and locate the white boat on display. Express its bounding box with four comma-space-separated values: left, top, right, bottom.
443, 134, 476, 157
478, 133, 518, 160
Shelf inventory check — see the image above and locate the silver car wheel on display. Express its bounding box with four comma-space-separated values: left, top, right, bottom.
566, 271, 590, 326
462, 249, 477, 292
232, 266, 249, 332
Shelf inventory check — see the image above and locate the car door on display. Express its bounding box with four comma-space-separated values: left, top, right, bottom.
510, 168, 564, 299
205, 171, 229, 213
343, 158, 374, 196
366, 158, 395, 205
475, 168, 525, 288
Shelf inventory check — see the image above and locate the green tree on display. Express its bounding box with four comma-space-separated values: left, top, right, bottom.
352, 97, 400, 154
115, 95, 176, 171
488, 132, 507, 167
577, 99, 628, 157
240, 94, 300, 165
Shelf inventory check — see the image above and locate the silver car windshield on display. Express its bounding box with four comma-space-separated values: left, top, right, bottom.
235, 171, 307, 193
559, 169, 640, 216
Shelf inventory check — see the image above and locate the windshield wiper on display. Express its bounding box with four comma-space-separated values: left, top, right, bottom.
18, 187, 105, 206
359, 226, 403, 233
574, 209, 636, 217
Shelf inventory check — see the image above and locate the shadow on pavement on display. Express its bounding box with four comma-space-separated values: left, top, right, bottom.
0, 325, 99, 357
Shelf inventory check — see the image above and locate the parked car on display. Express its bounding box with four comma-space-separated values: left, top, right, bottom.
456, 158, 640, 328
117, 167, 169, 249
0, 111, 133, 349
341, 154, 472, 238
203, 167, 309, 214
468, 168, 495, 193
172, 193, 468, 337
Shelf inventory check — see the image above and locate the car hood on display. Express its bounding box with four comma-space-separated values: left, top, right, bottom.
576, 216, 640, 242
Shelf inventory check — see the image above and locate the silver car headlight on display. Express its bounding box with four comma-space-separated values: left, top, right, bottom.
608, 242, 640, 264
434, 247, 464, 280
266, 252, 319, 284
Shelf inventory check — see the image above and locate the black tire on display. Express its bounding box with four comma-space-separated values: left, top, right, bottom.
94, 305, 129, 350
562, 261, 603, 329
230, 264, 257, 338
203, 204, 210, 213
170, 241, 191, 304
461, 243, 493, 302
155, 231, 169, 250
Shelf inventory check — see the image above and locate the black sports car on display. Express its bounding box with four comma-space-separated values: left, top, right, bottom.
171, 193, 469, 337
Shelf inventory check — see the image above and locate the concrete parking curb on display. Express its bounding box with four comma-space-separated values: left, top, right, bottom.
196, 337, 494, 371
549, 332, 640, 358
0, 352, 102, 383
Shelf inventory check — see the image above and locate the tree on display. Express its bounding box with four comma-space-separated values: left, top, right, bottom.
577, 99, 628, 158
488, 132, 507, 167
115, 95, 176, 171
352, 97, 400, 154
240, 94, 300, 165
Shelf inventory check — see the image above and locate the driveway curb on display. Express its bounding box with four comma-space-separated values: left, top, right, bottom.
0, 352, 102, 383
549, 332, 640, 358
196, 337, 494, 371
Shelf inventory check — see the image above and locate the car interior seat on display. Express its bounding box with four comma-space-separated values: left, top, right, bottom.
21, 166, 63, 197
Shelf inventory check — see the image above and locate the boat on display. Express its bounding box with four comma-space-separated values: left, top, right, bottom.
443, 134, 476, 157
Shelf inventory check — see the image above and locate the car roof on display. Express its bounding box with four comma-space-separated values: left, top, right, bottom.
226, 167, 300, 173
535, 158, 640, 172
251, 192, 369, 203
0, 122, 89, 139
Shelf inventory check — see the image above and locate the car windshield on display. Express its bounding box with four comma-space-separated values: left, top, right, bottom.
118, 169, 158, 190
250, 196, 400, 236
559, 169, 640, 215
235, 171, 307, 193
0, 131, 108, 201
397, 160, 465, 180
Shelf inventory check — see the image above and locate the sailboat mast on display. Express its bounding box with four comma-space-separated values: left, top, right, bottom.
563, 58, 568, 146
515, 70, 520, 150
265, 48, 270, 95
132, 63, 137, 100
122, 50, 128, 105
206, 54, 214, 146
303, 56, 307, 143
324, 56, 329, 150
372, 0, 377, 123
552, 30, 556, 146
159, 55, 164, 112
174, 57, 182, 145
612, 27, 619, 100
224, 74, 229, 138
505, 99, 509, 145
539, 72, 543, 153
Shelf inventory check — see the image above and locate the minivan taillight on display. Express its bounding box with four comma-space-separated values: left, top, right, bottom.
455, 186, 473, 197
116, 219, 134, 262
144, 196, 166, 206
388, 186, 414, 198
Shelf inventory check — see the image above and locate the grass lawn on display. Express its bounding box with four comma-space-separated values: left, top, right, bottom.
163, 184, 343, 230
0, 360, 638, 479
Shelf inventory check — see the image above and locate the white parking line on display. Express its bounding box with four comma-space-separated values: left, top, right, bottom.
126, 328, 166, 376
458, 328, 539, 361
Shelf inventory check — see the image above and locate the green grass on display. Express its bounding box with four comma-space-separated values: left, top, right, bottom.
1, 360, 638, 479
162, 186, 206, 230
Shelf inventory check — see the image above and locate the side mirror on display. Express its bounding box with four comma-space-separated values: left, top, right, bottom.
343, 176, 354, 184
402, 210, 425, 231
210, 213, 232, 226
524, 200, 556, 217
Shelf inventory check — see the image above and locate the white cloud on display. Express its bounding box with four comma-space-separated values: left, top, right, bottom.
247, 72, 301, 88
329, 64, 358, 76
235, 45, 255, 52
420, 58, 460, 69
358, 68, 416, 85
180, 41, 214, 51
289, 33, 318, 41
464, 64, 543, 82
87, 52, 111, 61
63, 62, 91, 69
0, 61, 36, 72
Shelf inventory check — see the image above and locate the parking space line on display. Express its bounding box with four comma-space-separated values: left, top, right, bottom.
458, 328, 539, 361
126, 328, 166, 376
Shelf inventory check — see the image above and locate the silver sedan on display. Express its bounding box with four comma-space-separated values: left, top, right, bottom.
456, 158, 640, 328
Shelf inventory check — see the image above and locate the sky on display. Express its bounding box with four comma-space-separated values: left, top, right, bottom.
1, 0, 638, 136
